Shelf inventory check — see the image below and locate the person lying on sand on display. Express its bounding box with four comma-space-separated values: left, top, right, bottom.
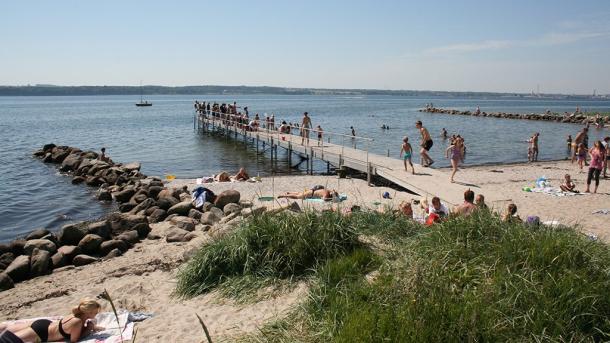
233, 168, 249, 181
213, 171, 231, 182
0, 299, 103, 343
278, 187, 338, 201
560, 174, 578, 193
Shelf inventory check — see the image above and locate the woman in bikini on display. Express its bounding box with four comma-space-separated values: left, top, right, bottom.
400, 136, 415, 174
445, 137, 464, 183
278, 187, 338, 200
2, 299, 102, 342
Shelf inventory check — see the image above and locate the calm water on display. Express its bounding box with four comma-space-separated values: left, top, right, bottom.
1, 95, 608, 242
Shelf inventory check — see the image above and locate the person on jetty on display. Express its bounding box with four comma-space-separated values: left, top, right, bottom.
99, 147, 111, 163
475, 106, 481, 115
300, 112, 312, 145
560, 174, 578, 193
0, 299, 103, 342
585, 141, 605, 193
503, 203, 521, 223
316, 125, 323, 145
350, 126, 356, 137
415, 120, 434, 167
571, 127, 588, 163
278, 186, 338, 201
446, 137, 464, 183
454, 189, 476, 216
400, 136, 415, 174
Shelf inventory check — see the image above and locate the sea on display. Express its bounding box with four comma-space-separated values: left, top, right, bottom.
1, 94, 609, 242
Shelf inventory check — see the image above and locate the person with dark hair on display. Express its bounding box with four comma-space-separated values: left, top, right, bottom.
416, 120, 434, 167
99, 147, 111, 163
475, 194, 488, 210
603, 136, 610, 178
585, 140, 604, 193
454, 189, 476, 216
300, 112, 312, 145
503, 203, 521, 222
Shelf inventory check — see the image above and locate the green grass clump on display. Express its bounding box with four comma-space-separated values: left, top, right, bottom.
176, 211, 363, 297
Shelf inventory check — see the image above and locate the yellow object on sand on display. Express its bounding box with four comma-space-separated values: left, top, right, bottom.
165, 174, 176, 180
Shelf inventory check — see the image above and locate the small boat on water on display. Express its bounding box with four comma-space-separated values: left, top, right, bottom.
135, 82, 152, 107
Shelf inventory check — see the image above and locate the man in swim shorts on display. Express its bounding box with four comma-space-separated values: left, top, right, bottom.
301, 112, 312, 145
571, 127, 588, 163
416, 120, 434, 167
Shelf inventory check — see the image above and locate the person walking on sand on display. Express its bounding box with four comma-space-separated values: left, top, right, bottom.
416, 120, 434, 167
571, 127, 588, 163
400, 136, 415, 174
300, 112, 312, 145
446, 137, 464, 182
585, 141, 605, 193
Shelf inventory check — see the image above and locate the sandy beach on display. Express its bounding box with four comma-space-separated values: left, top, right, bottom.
1, 160, 608, 341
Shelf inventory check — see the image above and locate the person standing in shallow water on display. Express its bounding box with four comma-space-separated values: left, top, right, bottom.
416, 120, 434, 167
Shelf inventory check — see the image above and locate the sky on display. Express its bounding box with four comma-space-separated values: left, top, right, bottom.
1, 0, 610, 94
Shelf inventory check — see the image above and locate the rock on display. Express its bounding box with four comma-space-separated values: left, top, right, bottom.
0, 252, 15, 271
72, 176, 87, 184
73, 254, 98, 267
132, 223, 151, 238
148, 186, 163, 199
214, 190, 240, 209
188, 209, 203, 221
0, 273, 14, 291
5, 255, 30, 282
60, 153, 83, 172
113, 188, 136, 203
169, 216, 198, 232
119, 203, 136, 212
51, 252, 68, 269
223, 203, 242, 216
116, 230, 140, 245
0, 244, 9, 255
25, 229, 51, 240
242, 205, 267, 218
85, 176, 104, 187
239, 200, 254, 208
179, 193, 191, 202
24, 239, 57, 255
30, 248, 52, 276
201, 225, 212, 232
129, 198, 156, 215
108, 213, 148, 236
157, 188, 174, 199
202, 202, 214, 212
220, 212, 239, 224
123, 162, 141, 171
87, 221, 111, 240
104, 248, 122, 259
129, 193, 148, 204
167, 201, 193, 216
51, 148, 69, 163
209, 206, 224, 218
165, 214, 179, 222
42, 152, 53, 163
9, 239, 26, 255
166, 228, 197, 243
41, 233, 59, 246
147, 233, 162, 240
78, 234, 103, 255
157, 196, 178, 210
148, 209, 167, 223
58, 222, 88, 246
100, 240, 128, 255
33, 149, 46, 157
43, 143, 56, 152
201, 211, 222, 225
58, 245, 82, 259
97, 189, 112, 201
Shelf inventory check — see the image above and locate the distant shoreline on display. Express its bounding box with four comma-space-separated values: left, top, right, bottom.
0, 85, 607, 99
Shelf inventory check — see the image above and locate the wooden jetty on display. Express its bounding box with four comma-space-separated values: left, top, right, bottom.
195, 112, 497, 206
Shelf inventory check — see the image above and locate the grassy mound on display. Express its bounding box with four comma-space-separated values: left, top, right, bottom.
176, 211, 363, 297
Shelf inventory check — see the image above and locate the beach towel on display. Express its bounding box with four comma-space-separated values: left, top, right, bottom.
527, 186, 584, 197
304, 194, 347, 203
0, 310, 151, 343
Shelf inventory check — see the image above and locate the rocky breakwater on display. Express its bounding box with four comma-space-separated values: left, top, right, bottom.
0, 144, 269, 292
420, 107, 609, 125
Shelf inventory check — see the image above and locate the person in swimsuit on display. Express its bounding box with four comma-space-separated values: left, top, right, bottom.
415, 121, 434, 167
531, 132, 540, 162
300, 112, 312, 145
315, 125, 323, 145
1, 299, 102, 342
278, 187, 338, 201
585, 141, 605, 193
233, 168, 249, 181
399, 136, 415, 174
571, 127, 588, 163
454, 189, 477, 217
576, 143, 587, 171
445, 137, 464, 183
560, 174, 578, 193
566, 135, 572, 154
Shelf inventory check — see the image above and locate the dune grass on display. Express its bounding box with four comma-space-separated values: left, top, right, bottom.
245, 211, 610, 342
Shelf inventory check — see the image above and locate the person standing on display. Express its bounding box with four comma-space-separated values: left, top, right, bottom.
445, 137, 464, 182
532, 132, 540, 162
416, 120, 434, 167
603, 137, 610, 178
571, 127, 588, 163
400, 136, 415, 174
301, 112, 312, 145
585, 141, 604, 193
316, 125, 323, 145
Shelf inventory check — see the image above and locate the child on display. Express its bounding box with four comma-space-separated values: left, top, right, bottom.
445, 137, 464, 183
566, 135, 572, 153
560, 174, 578, 193
400, 136, 415, 174
503, 203, 521, 223
577, 143, 587, 171
315, 125, 323, 145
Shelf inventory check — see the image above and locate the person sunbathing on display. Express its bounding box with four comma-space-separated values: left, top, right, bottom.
233, 168, 249, 181
278, 187, 338, 200
213, 171, 231, 182
559, 174, 578, 193
1, 299, 103, 343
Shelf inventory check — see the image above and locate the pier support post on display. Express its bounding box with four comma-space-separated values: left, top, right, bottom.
288, 142, 292, 165
367, 162, 372, 186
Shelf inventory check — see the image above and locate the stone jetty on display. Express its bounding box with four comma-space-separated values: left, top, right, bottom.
420, 107, 609, 125
0, 144, 269, 291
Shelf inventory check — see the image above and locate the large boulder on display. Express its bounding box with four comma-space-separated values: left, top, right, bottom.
43, 143, 56, 152
123, 162, 141, 171
148, 186, 163, 199
119, 203, 137, 212
0, 243, 9, 255
223, 203, 242, 216
157, 197, 178, 211
72, 176, 86, 184
112, 188, 136, 203
30, 248, 52, 276
169, 216, 198, 232
104, 248, 123, 259
25, 229, 51, 240
73, 254, 98, 267
214, 190, 240, 209
60, 153, 83, 172
100, 240, 128, 255
116, 230, 140, 245
9, 240, 26, 255
87, 220, 111, 240
201, 211, 222, 225
0, 272, 14, 291
108, 213, 148, 236
97, 189, 112, 201
5, 255, 30, 282
58, 245, 82, 260
58, 222, 88, 246
85, 176, 103, 187
188, 209, 203, 221
51, 148, 70, 163
148, 209, 167, 223
166, 228, 197, 243
0, 252, 15, 271
129, 198, 156, 215
51, 251, 68, 269
78, 234, 103, 255
167, 201, 193, 216
24, 239, 57, 255
132, 223, 151, 238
